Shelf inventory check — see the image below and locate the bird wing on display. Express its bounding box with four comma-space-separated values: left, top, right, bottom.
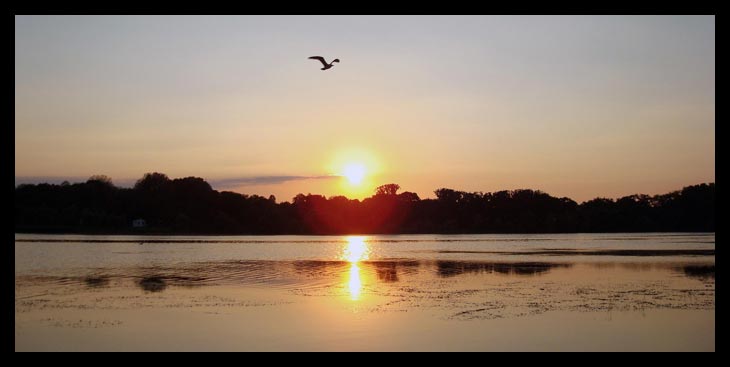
308, 56, 328, 67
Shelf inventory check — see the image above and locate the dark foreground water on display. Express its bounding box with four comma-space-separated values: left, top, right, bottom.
15, 233, 715, 351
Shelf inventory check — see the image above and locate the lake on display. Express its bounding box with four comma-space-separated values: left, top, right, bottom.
15, 233, 715, 351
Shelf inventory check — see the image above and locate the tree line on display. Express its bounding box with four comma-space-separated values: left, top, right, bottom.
15, 172, 715, 234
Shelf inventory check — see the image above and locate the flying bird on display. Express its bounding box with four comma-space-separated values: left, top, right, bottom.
308, 56, 340, 70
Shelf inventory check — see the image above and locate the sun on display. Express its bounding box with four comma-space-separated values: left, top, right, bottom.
342, 163, 366, 185
327, 147, 381, 199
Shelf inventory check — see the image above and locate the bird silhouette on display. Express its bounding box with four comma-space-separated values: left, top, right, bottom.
308, 56, 340, 70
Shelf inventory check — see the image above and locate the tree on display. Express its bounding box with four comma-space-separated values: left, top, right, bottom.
134, 172, 170, 192
87, 175, 113, 186
375, 183, 400, 196
293, 193, 307, 205
434, 188, 461, 203
398, 191, 420, 202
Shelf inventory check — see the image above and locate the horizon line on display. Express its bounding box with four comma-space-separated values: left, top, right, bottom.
14, 175, 714, 205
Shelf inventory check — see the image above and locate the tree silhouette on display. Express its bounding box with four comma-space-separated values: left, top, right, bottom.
376, 183, 400, 196
134, 172, 170, 192
14, 173, 715, 235
87, 175, 113, 186
434, 188, 461, 203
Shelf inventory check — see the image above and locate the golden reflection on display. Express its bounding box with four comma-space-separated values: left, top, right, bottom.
348, 263, 362, 300
343, 236, 369, 263
342, 236, 370, 300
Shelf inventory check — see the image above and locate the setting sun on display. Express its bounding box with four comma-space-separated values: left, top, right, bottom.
328, 147, 382, 199
342, 163, 366, 185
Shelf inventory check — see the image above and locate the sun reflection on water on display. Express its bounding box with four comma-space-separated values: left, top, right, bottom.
343, 236, 369, 263
342, 236, 369, 300
348, 263, 362, 300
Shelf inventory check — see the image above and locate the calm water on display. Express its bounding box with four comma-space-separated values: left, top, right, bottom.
15, 233, 715, 351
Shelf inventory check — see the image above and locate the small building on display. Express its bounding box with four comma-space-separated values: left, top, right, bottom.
132, 218, 147, 228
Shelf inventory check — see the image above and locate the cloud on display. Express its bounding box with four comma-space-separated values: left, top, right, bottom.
15, 174, 339, 189
209, 175, 338, 188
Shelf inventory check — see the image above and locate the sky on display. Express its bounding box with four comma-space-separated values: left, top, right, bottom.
15, 15, 715, 202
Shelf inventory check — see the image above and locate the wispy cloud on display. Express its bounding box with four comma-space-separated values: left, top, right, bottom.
209, 175, 338, 189
15, 175, 340, 189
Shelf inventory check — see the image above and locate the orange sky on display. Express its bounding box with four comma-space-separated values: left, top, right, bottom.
15, 16, 715, 202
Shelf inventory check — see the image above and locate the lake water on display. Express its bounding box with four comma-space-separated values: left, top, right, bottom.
15, 233, 715, 351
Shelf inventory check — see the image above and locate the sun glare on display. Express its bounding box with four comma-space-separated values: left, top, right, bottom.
328, 147, 382, 199
342, 163, 366, 185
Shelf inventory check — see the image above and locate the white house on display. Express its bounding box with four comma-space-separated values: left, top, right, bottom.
132, 218, 147, 228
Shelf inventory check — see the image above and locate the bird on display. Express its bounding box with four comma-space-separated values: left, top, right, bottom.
308, 56, 340, 71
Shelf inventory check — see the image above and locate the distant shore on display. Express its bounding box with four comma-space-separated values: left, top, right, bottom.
16, 176, 714, 235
